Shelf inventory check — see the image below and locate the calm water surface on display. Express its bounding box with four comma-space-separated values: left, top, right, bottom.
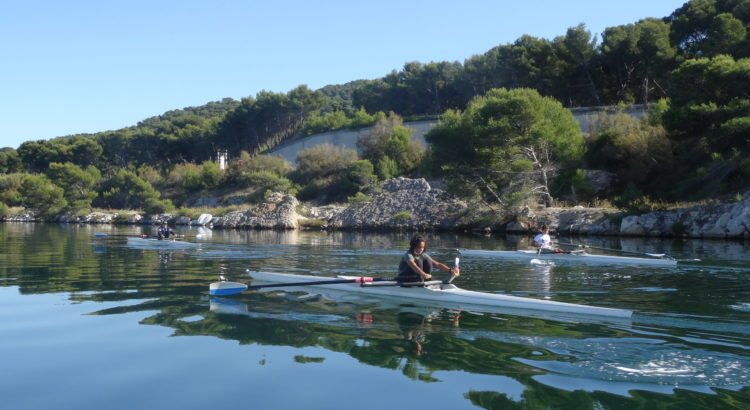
1, 223, 749, 409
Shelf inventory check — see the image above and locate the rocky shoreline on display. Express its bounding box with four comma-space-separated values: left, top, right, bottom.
3, 178, 749, 240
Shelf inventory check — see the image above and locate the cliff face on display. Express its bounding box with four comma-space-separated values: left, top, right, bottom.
327, 177, 469, 231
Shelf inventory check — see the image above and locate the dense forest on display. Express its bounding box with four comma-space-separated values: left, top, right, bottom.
1, 0, 749, 220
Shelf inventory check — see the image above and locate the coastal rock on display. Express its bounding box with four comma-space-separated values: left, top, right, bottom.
508, 206, 620, 235
328, 177, 468, 230
620, 191, 750, 238
212, 192, 299, 230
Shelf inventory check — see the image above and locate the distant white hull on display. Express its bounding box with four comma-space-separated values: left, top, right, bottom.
459, 249, 677, 267
243, 270, 632, 319
126, 237, 198, 249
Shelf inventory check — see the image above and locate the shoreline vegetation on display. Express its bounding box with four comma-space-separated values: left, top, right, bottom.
3, 178, 749, 241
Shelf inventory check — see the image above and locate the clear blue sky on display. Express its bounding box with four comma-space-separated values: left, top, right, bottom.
0, 0, 687, 150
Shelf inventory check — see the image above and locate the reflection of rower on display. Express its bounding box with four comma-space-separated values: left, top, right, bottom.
397, 310, 461, 356
532, 225, 565, 254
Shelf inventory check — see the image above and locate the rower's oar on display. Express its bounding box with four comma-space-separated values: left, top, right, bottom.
93, 233, 133, 238
209, 276, 394, 296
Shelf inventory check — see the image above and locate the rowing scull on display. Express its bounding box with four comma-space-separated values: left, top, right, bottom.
458, 249, 677, 267
209, 270, 632, 320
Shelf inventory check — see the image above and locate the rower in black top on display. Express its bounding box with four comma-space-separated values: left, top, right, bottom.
397, 235, 459, 283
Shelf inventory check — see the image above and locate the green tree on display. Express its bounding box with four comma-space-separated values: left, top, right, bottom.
585, 112, 674, 194
0, 148, 22, 173
335, 160, 377, 201
704, 13, 747, 56
664, 54, 750, 158
45, 162, 102, 212
357, 112, 425, 178
426, 88, 584, 207
0, 173, 25, 205
217, 86, 327, 155
96, 169, 173, 212
552, 24, 602, 106
19, 174, 67, 219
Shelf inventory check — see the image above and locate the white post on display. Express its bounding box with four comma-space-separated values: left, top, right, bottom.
218, 151, 228, 170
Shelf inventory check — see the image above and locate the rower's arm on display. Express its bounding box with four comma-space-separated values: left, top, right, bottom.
434, 260, 460, 274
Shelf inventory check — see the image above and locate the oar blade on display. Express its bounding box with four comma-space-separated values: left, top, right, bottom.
209, 281, 248, 296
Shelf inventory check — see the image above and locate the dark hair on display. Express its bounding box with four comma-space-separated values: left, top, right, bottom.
409, 235, 426, 254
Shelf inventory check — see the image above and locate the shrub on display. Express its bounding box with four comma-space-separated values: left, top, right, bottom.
19, 174, 67, 219
347, 192, 372, 204
0, 173, 24, 206
294, 144, 357, 182
391, 211, 411, 221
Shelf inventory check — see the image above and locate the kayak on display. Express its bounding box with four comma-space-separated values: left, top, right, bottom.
458, 249, 677, 267
126, 237, 199, 249
214, 270, 632, 320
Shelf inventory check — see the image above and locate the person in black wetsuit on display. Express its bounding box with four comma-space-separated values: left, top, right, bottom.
396, 235, 459, 283
156, 221, 175, 240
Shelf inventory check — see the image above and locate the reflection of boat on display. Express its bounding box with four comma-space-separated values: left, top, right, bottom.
239, 270, 632, 320
458, 249, 677, 267
126, 237, 199, 249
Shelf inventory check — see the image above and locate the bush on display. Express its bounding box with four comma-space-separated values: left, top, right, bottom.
0, 202, 8, 218
143, 197, 175, 215
347, 192, 371, 204
585, 111, 673, 193
237, 171, 297, 194
224, 152, 291, 186
391, 211, 411, 221
0, 173, 24, 206
19, 174, 67, 219
297, 182, 321, 201
96, 169, 167, 211
294, 144, 358, 182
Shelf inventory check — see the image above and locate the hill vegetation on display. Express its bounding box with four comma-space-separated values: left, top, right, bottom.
1, 0, 749, 220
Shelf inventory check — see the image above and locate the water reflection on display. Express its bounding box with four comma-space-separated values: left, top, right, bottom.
3, 223, 750, 408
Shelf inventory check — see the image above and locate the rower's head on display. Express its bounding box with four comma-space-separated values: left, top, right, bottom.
409, 235, 426, 255
540, 224, 549, 233
162, 221, 168, 227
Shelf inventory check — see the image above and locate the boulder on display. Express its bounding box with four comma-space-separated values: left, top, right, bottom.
213, 193, 299, 230
328, 178, 468, 230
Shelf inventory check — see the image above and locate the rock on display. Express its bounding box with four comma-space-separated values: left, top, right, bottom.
618, 190, 750, 238
195, 213, 213, 225
212, 193, 299, 230
328, 178, 468, 230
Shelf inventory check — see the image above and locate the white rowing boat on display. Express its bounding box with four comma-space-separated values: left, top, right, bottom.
126, 237, 199, 249
458, 249, 677, 267
209, 270, 632, 320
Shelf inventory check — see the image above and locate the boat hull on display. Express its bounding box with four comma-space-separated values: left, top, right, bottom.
246, 270, 632, 319
459, 249, 677, 266
126, 237, 199, 249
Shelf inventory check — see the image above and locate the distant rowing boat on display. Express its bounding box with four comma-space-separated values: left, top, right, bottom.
458, 249, 677, 267
126, 237, 199, 249
209, 270, 633, 320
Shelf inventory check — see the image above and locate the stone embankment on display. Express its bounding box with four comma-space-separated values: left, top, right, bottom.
3, 178, 749, 239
